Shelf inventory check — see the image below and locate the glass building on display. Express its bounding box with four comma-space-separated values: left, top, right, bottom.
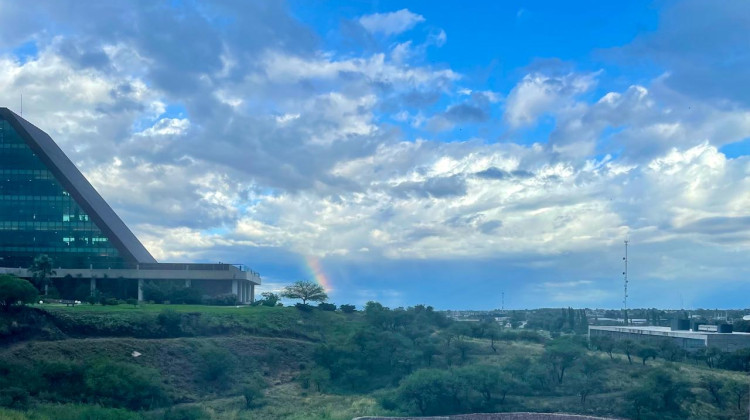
0, 108, 155, 269
0, 107, 260, 302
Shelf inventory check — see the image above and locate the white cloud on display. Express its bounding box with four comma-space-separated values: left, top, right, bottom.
261, 51, 460, 88
1, 0, 749, 307
429, 29, 447, 47
390, 41, 412, 63
136, 118, 190, 136
504, 72, 599, 128
358, 9, 425, 36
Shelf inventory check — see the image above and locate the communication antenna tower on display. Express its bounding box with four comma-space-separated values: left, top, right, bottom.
501, 291, 505, 311
623, 239, 629, 325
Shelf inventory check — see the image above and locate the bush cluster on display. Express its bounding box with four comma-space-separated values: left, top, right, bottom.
142, 282, 203, 304
0, 359, 169, 410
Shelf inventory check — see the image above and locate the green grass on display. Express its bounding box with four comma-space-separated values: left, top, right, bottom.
0, 404, 142, 420
156, 383, 395, 420
39, 302, 258, 313
36, 304, 353, 343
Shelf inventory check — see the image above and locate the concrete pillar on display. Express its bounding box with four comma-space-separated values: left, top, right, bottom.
240, 281, 245, 303
90, 277, 96, 296
232, 279, 238, 300
185, 279, 191, 288
137, 279, 144, 301
250, 284, 255, 303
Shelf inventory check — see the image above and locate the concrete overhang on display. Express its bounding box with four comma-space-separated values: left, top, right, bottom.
0, 264, 261, 285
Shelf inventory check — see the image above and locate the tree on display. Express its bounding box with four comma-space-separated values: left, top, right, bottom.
619, 339, 636, 364
648, 368, 692, 413
568, 355, 605, 406
396, 369, 466, 415
254, 292, 280, 307
727, 379, 749, 411
242, 375, 266, 409
29, 254, 56, 295
638, 346, 659, 366
0, 275, 38, 310
460, 364, 514, 405
626, 386, 657, 419
454, 338, 475, 363
696, 346, 722, 369
485, 323, 502, 353
699, 375, 724, 408
280, 281, 327, 304
591, 335, 616, 360
339, 304, 356, 313
658, 339, 685, 362
543, 338, 585, 384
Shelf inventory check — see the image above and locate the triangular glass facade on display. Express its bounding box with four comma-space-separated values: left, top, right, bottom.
0, 117, 127, 269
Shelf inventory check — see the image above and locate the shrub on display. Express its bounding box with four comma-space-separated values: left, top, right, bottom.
317, 302, 337, 311
199, 347, 237, 382
125, 298, 138, 307
101, 297, 121, 306
169, 287, 203, 304
36, 405, 141, 420
341, 368, 368, 391
242, 383, 264, 409
72, 283, 92, 301
163, 406, 209, 420
0, 387, 29, 409
339, 304, 356, 313
84, 361, 169, 410
0, 275, 38, 310
157, 309, 182, 336
295, 303, 314, 312
142, 281, 168, 303
39, 360, 86, 399
203, 293, 238, 306
252, 292, 280, 307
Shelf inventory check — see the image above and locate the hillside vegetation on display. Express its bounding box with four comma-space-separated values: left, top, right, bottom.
0, 303, 748, 420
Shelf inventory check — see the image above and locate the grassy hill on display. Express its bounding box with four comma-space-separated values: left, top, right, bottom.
0, 303, 748, 420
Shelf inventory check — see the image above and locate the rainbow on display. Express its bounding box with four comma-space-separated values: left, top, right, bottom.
304, 255, 333, 293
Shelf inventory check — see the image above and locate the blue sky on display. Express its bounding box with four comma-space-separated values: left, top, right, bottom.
0, 0, 748, 309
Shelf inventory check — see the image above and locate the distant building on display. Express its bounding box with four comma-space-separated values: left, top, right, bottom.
0, 107, 260, 302
589, 325, 750, 353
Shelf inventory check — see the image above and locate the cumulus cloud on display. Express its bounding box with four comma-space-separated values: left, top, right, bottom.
504, 72, 598, 128
358, 9, 425, 36
0, 0, 748, 307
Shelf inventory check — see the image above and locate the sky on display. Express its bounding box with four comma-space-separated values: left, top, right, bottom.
0, 0, 748, 310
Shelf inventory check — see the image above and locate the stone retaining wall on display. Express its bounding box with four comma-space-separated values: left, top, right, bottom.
355, 413, 620, 420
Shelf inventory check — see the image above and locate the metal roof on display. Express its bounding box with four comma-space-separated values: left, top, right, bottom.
0, 107, 157, 264
590, 325, 750, 336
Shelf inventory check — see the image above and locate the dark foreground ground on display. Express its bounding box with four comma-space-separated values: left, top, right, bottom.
356, 413, 619, 419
